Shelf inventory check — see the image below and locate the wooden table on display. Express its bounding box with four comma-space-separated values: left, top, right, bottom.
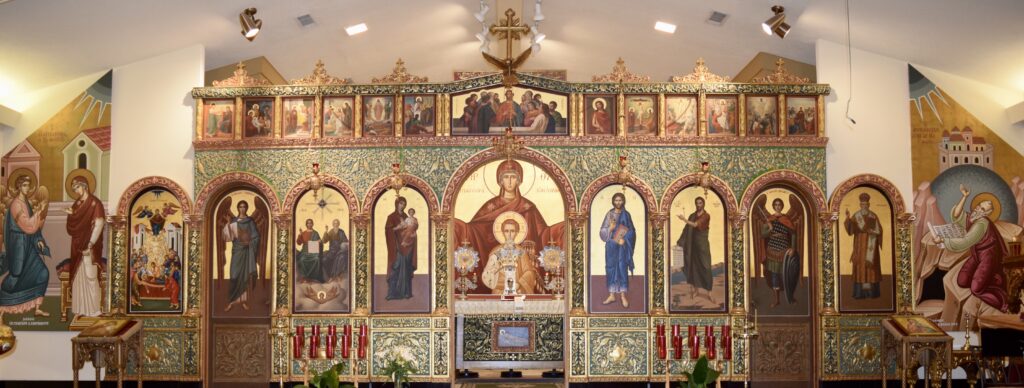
881, 316, 952, 388
71, 319, 143, 388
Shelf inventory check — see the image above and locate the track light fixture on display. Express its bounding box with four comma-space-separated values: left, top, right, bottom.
761, 5, 789, 38
239, 8, 262, 41
533, 0, 545, 22
474, 2, 490, 22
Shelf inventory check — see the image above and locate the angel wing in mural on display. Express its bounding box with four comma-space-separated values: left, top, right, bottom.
751, 193, 805, 306
782, 194, 805, 304
250, 198, 270, 286
160, 202, 181, 217
215, 196, 233, 289
751, 194, 769, 282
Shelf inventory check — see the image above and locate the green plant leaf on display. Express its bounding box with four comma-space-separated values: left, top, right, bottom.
705, 368, 720, 384
324, 369, 340, 388
692, 356, 708, 383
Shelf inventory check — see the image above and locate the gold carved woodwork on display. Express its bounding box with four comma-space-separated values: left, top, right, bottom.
752, 324, 811, 381
751, 59, 810, 84
372, 59, 428, 84
212, 62, 271, 87
592, 58, 651, 83
671, 58, 731, 83
212, 325, 271, 383
291, 59, 350, 85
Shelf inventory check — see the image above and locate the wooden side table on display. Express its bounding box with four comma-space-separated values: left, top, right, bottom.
881, 316, 952, 388
71, 319, 143, 388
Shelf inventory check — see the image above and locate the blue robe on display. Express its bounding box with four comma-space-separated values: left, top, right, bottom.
600, 208, 636, 293
0, 199, 50, 310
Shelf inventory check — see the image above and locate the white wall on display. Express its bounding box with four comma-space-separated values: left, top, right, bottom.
0, 45, 203, 381
817, 39, 914, 211
110, 44, 203, 202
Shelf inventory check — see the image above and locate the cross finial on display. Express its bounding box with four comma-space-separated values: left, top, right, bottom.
481, 8, 533, 87
492, 128, 524, 161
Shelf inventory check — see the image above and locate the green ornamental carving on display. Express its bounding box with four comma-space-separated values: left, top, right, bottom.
588, 331, 648, 376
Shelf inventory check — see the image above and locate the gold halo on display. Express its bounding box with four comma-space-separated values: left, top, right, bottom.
65, 168, 96, 200
970, 192, 1001, 221
492, 211, 528, 245
592, 97, 608, 111
7, 168, 37, 195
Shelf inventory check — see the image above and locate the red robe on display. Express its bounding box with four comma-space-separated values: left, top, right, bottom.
956, 217, 1009, 311
67, 193, 106, 284
453, 192, 564, 293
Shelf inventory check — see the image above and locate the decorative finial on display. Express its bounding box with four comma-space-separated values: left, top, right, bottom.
372, 58, 428, 84
592, 58, 651, 83
387, 163, 406, 193
212, 62, 272, 87
615, 155, 633, 185
291, 59, 350, 85
751, 58, 810, 84
307, 163, 323, 199
698, 161, 711, 196
492, 128, 525, 161
671, 58, 731, 83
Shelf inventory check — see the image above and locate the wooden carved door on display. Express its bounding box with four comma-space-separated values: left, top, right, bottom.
205, 189, 274, 387
747, 186, 818, 387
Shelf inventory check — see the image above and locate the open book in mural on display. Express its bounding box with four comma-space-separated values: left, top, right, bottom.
910, 64, 1024, 329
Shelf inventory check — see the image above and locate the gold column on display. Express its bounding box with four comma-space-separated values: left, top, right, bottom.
353, 213, 371, 314
779, 94, 788, 138
819, 211, 839, 314
569, 212, 588, 315
394, 94, 404, 137
354, 95, 364, 138
738, 94, 747, 137
698, 91, 707, 137
432, 213, 451, 315
194, 98, 204, 140
649, 212, 668, 315
274, 96, 283, 138
657, 93, 666, 137
313, 95, 323, 139
234, 97, 243, 140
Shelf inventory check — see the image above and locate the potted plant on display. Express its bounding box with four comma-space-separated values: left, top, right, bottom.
680, 356, 720, 388
299, 362, 352, 388
379, 353, 417, 388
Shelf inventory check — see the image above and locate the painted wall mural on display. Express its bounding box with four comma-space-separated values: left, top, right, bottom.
451, 159, 566, 296
211, 189, 272, 318
293, 187, 351, 314
669, 186, 728, 313
0, 71, 112, 331
451, 86, 568, 135
372, 187, 431, 313
128, 187, 185, 314
836, 186, 895, 312
749, 187, 810, 316
909, 64, 1024, 329
588, 185, 647, 313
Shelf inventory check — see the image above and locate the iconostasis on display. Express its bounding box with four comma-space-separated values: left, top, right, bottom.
78, 60, 913, 384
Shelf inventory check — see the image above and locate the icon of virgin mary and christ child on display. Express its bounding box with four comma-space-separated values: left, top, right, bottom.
453, 159, 565, 295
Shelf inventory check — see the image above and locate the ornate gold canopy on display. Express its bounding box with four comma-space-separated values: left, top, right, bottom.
372, 58, 428, 84
751, 58, 810, 84
592, 58, 651, 83
290, 60, 350, 85
671, 58, 731, 83
212, 62, 272, 87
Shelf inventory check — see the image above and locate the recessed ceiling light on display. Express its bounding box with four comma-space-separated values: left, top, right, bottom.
654, 21, 676, 34
345, 23, 368, 36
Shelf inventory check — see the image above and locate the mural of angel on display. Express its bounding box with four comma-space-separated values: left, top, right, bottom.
752, 192, 805, 309
0, 173, 51, 321
215, 194, 269, 313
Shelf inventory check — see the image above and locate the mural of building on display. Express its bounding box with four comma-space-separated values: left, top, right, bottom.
61, 126, 110, 200
1, 140, 41, 185
938, 126, 993, 172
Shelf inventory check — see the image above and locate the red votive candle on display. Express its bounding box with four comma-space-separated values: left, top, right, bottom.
657, 323, 665, 337
706, 333, 716, 360
296, 325, 305, 348
657, 334, 667, 360
672, 324, 680, 338
722, 325, 732, 360
673, 335, 683, 359
344, 324, 352, 338
293, 334, 302, 359
688, 325, 697, 339
690, 333, 700, 359
309, 331, 318, 358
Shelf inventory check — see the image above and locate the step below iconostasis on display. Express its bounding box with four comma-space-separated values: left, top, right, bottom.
99, 58, 914, 384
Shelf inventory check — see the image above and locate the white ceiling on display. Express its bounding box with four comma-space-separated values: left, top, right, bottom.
0, 0, 1022, 98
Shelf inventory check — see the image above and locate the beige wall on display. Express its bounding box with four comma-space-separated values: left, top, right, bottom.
817, 39, 913, 211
